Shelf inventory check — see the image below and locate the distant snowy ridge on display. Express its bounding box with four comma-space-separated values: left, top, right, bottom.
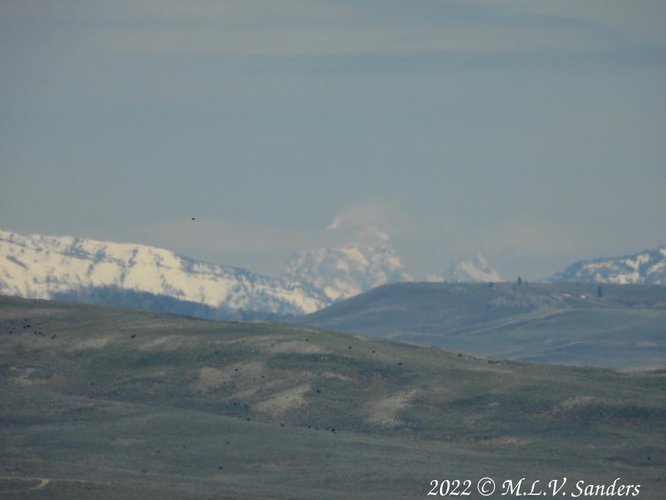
1, 227, 515, 318
456, 253, 503, 282
280, 231, 412, 301
433, 253, 503, 283
551, 246, 666, 285
0, 229, 329, 315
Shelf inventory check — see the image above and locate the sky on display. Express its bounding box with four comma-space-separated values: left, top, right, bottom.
1, 0, 665, 281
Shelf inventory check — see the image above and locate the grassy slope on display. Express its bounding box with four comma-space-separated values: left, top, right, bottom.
299, 282, 666, 368
0, 295, 664, 499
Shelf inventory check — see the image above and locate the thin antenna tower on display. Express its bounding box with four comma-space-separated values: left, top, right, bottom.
449, 255, 456, 283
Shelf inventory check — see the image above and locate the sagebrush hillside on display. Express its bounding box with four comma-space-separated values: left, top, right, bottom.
1, 296, 664, 498
299, 282, 666, 368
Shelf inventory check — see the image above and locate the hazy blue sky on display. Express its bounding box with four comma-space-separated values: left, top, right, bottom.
1, 1, 665, 280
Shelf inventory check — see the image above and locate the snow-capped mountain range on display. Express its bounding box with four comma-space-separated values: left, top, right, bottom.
11, 227, 661, 321
0, 228, 417, 317
0, 229, 328, 316
551, 246, 666, 285
280, 231, 412, 301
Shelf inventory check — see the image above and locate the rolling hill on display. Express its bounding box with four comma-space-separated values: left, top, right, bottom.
0, 295, 664, 498
298, 282, 666, 369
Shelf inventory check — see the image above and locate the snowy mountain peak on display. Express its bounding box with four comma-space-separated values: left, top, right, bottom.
0, 228, 329, 316
551, 246, 666, 285
280, 237, 412, 302
438, 253, 503, 283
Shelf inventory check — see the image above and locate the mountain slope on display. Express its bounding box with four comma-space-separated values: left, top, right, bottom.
1, 295, 664, 498
0, 229, 328, 316
299, 282, 666, 368
438, 253, 503, 282
280, 231, 412, 301
551, 246, 666, 285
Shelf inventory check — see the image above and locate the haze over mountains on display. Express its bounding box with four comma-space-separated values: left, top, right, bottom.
1, 228, 665, 320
